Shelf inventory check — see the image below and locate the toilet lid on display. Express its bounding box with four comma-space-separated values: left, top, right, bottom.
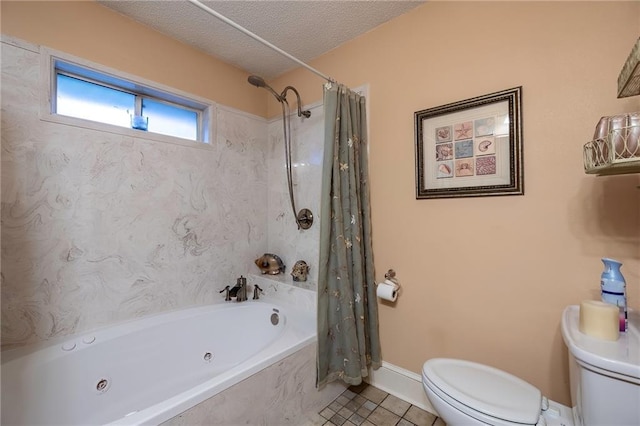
423, 358, 542, 425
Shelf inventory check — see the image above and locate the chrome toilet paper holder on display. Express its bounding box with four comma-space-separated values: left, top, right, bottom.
377, 269, 401, 302
384, 269, 396, 280
383, 269, 400, 289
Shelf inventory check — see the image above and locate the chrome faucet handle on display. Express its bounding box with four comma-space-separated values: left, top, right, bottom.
219, 286, 231, 301
253, 285, 263, 300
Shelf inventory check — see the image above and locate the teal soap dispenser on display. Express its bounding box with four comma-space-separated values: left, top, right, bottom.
600, 258, 627, 332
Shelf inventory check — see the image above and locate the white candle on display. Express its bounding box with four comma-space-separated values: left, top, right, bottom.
579, 300, 620, 341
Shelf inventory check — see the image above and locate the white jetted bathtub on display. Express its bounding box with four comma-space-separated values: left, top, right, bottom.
1, 300, 315, 425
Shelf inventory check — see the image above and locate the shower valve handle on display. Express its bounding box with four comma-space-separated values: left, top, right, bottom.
296, 209, 314, 230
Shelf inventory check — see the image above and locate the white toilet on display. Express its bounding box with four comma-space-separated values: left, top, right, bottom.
422, 305, 640, 426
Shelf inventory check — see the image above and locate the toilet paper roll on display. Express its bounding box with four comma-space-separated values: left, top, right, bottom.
579, 300, 620, 341
377, 282, 398, 302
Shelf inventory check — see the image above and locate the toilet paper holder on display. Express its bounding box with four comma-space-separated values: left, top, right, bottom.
384, 269, 399, 286
377, 269, 401, 302
383, 269, 400, 289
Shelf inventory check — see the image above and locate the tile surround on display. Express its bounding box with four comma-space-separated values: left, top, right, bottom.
0, 37, 324, 349
265, 102, 324, 289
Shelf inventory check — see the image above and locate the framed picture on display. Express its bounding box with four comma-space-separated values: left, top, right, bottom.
415, 87, 523, 199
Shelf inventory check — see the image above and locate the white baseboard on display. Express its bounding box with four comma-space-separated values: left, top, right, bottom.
366, 361, 437, 416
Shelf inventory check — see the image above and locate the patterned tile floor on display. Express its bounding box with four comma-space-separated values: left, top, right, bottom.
311, 383, 446, 426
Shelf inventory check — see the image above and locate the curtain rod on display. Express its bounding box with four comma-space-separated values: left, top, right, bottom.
186, 0, 334, 83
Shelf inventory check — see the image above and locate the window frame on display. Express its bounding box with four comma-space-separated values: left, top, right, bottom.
40, 47, 215, 149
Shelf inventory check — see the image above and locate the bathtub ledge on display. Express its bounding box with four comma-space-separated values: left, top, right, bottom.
248, 273, 316, 313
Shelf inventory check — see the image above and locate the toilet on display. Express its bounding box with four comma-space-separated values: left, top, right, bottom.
422, 305, 640, 426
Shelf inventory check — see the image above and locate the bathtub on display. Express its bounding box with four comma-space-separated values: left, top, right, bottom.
1, 300, 316, 425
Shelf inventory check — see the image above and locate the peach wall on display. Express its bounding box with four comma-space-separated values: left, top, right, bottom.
274, 1, 639, 404
0, 0, 268, 117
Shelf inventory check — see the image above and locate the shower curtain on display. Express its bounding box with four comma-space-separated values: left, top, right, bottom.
317, 83, 381, 387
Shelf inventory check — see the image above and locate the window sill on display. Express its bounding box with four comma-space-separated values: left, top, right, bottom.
40, 111, 215, 151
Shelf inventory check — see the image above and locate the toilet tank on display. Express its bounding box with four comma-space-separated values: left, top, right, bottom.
561, 305, 640, 426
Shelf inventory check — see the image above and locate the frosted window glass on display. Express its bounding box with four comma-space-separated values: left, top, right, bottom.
142, 98, 198, 141
56, 74, 134, 128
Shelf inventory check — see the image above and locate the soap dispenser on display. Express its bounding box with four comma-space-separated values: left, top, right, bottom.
600, 258, 627, 332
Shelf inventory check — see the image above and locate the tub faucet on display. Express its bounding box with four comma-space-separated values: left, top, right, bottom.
231, 276, 247, 302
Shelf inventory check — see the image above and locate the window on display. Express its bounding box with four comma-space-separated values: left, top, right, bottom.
52, 59, 210, 143
56, 73, 135, 128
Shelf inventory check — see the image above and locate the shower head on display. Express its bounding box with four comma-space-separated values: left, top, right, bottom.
247, 75, 283, 102
247, 75, 266, 88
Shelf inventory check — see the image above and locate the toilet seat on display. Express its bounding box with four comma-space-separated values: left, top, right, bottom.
423, 358, 543, 425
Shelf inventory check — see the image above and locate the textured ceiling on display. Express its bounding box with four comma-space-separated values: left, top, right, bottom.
98, 0, 425, 79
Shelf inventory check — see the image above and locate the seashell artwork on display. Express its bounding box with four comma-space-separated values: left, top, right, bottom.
454, 121, 473, 140
290, 260, 310, 282
478, 140, 492, 152
435, 125, 452, 143
435, 143, 453, 161
436, 160, 453, 179
255, 253, 286, 275
438, 163, 451, 174
474, 136, 495, 156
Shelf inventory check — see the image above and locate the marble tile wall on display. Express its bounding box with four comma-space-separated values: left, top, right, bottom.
1, 39, 272, 349
265, 102, 324, 289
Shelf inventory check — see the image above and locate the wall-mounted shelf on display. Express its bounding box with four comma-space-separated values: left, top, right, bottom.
584, 125, 640, 176
618, 38, 640, 98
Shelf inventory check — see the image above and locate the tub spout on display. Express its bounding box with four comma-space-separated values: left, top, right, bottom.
232, 276, 248, 302
229, 285, 239, 298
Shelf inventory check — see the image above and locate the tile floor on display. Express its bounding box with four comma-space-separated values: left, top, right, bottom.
312, 383, 446, 426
